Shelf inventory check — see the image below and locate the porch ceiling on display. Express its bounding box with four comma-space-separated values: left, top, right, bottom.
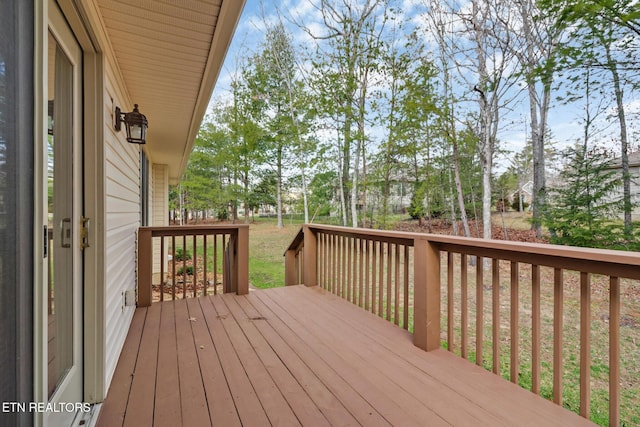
97, 0, 245, 183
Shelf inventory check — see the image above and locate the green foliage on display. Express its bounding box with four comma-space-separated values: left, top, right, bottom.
174, 248, 192, 262
308, 171, 338, 219
248, 171, 278, 212
408, 183, 426, 220
543, 144, 632, 249
511, 193, 529, 212
177, 265, 194, 276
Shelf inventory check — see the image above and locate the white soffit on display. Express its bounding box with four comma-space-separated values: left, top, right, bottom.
97, 0, 245, 182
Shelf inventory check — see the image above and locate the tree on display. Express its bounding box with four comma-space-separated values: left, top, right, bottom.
544, 144, 626, 248
226, 67, 268, 223
376, 26, 438, 227
455, 0, 521, 240
544, 0, 639, 236
544, 64, 632, 249
255, 19, 315, 226
247, 25, 295, 228
303, 0, 390, 227
508, 0, 564, 238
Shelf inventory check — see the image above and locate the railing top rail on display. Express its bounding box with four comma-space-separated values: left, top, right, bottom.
303, 224, 640, 279
425, 233, 640, 266
285, 227, 305, 255
140, 224, 249, 237
305, 224, 417, 245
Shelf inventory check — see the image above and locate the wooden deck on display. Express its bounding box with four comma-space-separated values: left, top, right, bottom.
97, 285, 594, 427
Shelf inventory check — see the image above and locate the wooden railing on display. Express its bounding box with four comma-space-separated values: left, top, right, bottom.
137, 225, 249, 306
284, 224, 640, 426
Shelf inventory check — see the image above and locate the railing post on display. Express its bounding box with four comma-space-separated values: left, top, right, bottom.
137, 227, 153, 307
413, 237, 440, 351
303, 225, 317, 287
236, 226, 249, 295
285, 249, 297, 286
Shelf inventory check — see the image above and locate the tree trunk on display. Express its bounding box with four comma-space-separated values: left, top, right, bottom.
351, 135, 361, 228
301, 165, 309, 223
277, 147, 284, 229
452, 125, 471, 238
604, 43, 632, 236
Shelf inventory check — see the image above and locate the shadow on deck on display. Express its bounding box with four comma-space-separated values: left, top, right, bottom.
97, 285, 592, 426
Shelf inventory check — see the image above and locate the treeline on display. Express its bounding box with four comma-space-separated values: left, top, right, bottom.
172, 0, 639, 248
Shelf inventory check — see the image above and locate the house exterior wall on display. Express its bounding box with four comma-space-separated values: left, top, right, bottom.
152, 164, 169, 274
629, 164, 640, 221
103, 64, 141, 390
607, 154, 640, 221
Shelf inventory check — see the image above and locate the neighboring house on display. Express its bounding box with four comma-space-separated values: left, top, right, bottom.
606, 151, 640, 220
509, 180, 533, 209
0, 1, 245, 425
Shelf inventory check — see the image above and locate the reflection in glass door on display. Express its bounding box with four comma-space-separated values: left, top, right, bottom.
46, 5, 83, 415
47, 29, 75, 398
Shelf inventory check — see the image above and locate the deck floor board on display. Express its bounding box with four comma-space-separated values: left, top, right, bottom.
97, 286, 595, 427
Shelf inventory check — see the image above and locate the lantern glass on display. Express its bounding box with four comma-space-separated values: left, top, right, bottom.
116, 104, 148, 144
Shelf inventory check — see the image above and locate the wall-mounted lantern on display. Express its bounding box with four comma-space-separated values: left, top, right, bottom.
115, 104, 148, 144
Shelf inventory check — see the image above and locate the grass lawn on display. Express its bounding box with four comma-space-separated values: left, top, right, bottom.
248, 219, 302, 288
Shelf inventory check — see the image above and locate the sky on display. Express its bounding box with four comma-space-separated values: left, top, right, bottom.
209, 0, 640, 172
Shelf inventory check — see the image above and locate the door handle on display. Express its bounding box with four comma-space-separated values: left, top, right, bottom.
81, 216, 91, 249
61, 218, 71, 248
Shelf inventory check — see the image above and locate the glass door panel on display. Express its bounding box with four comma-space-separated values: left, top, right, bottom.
47, 29, 76, 399
46, 5, 83, 422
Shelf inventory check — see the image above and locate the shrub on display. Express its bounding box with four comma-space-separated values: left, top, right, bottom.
177, 265, 194, 276
511, 193, 529, 211
174, 247, 192, 261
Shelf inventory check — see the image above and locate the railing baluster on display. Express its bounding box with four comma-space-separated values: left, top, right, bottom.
461, 254, 468, 359
334, 234, 339, 295
160, 236, 165, 302
182, 234, 187, 298
359, 238, 365, 307
448, 252, 454, 351
371, 241, 378, 315
386, 243, 392, 321
492, 259, 500, 375
476, 257, 484, 368
327, 234, 332, 293
213, 234, 218, 295
193, 234, 197, 298
510, 261, 519, 384
324, 234, 329, 291
403, 245, 409, 330
378, 241, 384, 317
222, 234, 228, 293
339, 235, 345, 298
553, 268, 563, 404
365, 240, 371, 312
610, 276, 620, 427
317, 233, 323, 288
351, 237, 360, 305
171, 235, 176, 300
394, 243, 400, 325
580, 272, 591, 418
346, 236, 352, 302
203, 234, 208, 296
532, 264, 541, 395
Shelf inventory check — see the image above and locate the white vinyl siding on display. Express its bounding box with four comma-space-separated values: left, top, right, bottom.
103, 61, 140, 390
152, 164, 168, 273
631, 165, 640, 220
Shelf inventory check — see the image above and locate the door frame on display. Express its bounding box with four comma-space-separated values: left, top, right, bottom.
34, 1, 104, 425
